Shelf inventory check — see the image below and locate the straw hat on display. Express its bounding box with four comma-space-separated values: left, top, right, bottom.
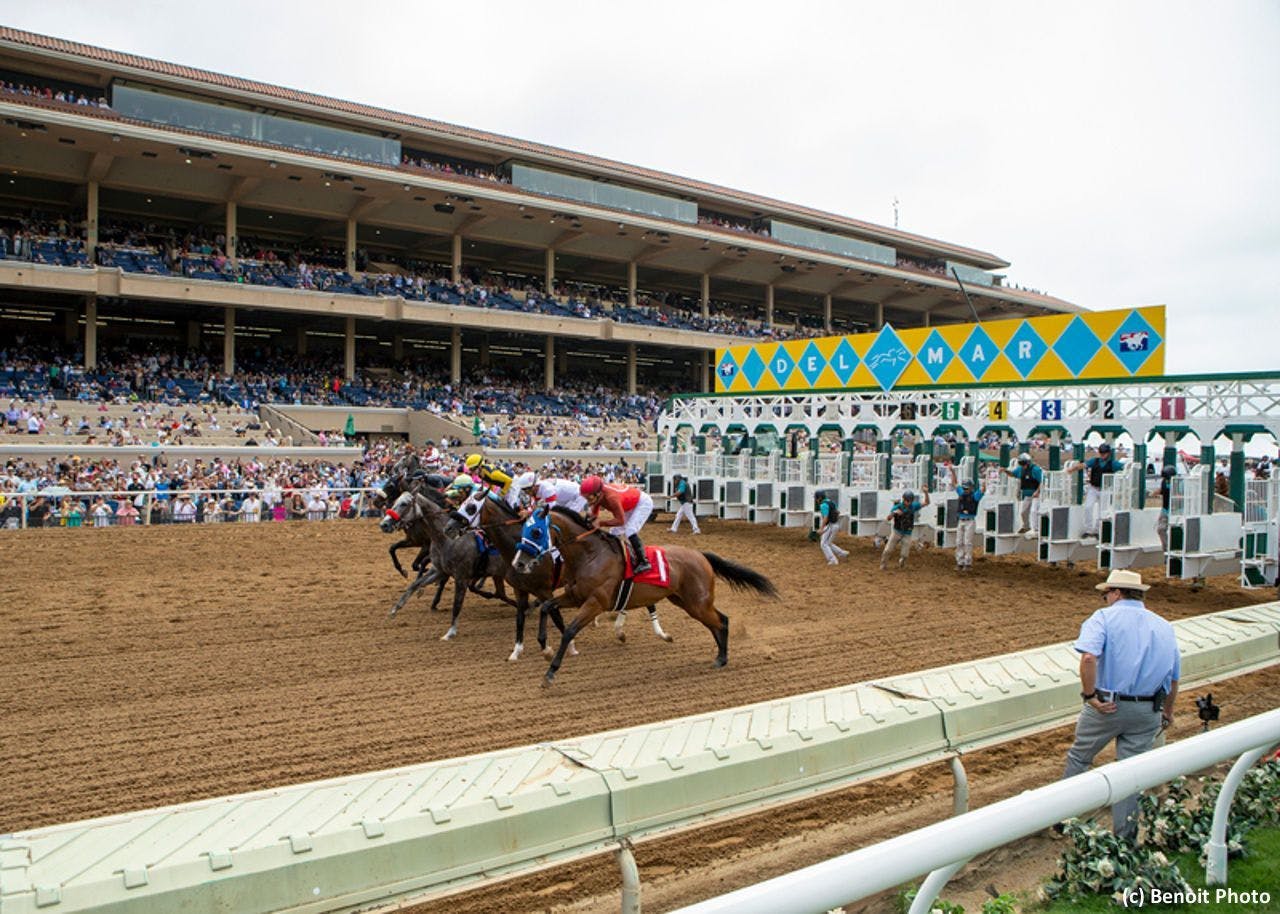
1095, 569, 1150, 592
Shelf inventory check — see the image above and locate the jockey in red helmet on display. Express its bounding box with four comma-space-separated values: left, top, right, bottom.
580, 475, 653, 575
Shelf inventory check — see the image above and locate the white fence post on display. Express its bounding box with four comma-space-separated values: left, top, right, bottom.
1205, 746, 1270, 885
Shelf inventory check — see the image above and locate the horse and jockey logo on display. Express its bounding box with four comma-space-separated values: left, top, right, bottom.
718, 361, 737, 379
866, 348, 910, 371
1119, 331, 1150, 352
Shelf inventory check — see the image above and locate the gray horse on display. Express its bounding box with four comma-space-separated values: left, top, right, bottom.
380, 490, 515, 640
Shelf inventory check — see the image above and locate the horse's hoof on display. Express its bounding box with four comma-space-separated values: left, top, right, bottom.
568, 641, 580, 657
507, 646, 523, 662
661, 633, 674, 643
714, 657, 728, 668
542, 646, 554, 660
441, 630, 457, 642
616, 631, 626, 643
541, 675, 555, 689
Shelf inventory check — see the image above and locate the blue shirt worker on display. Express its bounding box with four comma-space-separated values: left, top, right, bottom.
669, 474, 701, 535
949, 465, 984, 571
1066, 442, 1123, 538
1061, 569, 1180, 841
1000, 452, 1042, 535
881, 486, 930, 570
817, 491, 848, 566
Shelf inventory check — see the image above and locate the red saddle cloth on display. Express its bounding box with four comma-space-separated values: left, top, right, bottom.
623, 545, 670, 586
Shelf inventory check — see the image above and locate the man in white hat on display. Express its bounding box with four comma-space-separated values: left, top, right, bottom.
1060, 569, 1180, 841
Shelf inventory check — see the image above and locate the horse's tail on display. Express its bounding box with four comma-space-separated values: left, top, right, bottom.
701, 552, 779, 599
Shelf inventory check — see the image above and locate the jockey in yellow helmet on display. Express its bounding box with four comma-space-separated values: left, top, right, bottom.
465, 453, 513, 495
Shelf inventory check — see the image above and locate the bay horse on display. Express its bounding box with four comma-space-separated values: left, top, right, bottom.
450, 490, 671, 661
380, 491, 515, 635
511, 507, 778, 685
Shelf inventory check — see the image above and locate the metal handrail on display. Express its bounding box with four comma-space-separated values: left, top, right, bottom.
673, 709, 1280, 914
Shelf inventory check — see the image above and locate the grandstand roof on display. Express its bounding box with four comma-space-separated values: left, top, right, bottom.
0, 25, 1006, 269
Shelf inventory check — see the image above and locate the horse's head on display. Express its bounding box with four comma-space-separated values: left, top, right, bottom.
511, 505, 554, 574
379, 490, 418, 533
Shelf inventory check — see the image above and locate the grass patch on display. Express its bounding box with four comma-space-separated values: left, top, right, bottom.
1038, 827, 1280, 912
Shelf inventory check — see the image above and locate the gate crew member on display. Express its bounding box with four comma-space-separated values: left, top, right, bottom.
950, 465, 983, 572
881, 486, 930, 570
817, 491, 848, 566
1066, 442, 1123, 539
1001, 452, 1043, 535
465, 453, 513, 496
1061, 569, 1179, 841
670, 474, 701, 535
580, 475, 654, 575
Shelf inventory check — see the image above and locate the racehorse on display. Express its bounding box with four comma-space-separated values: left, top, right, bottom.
380, 490, 516, 638
511, 506, 778, 685
450, 490, 671, 661
376, 463, 450, 578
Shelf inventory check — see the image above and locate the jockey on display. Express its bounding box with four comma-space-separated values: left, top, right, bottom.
444, 473, 477, 505
507, 471, 537, 511
531, 477, 589, 515
465, 453, 513, 495
580, 475, 653, 575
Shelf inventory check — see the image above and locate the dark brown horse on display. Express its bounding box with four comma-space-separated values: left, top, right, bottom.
511, 507, 778, 685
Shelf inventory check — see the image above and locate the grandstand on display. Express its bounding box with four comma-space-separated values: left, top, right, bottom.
0, 25, 1081, 414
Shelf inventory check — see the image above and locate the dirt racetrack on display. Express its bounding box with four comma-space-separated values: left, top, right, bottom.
2, 516, 1277, 912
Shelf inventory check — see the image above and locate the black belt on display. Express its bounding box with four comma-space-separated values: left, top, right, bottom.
1110, 693, 1158, 702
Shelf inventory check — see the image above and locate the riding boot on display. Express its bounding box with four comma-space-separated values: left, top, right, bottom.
628, 533, 651, 575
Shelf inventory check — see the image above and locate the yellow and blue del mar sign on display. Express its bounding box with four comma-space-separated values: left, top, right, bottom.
714, 306, 1165, 393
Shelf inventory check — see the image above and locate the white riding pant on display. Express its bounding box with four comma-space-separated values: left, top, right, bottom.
671, 501, 700, 533
956, 518, 977, 566
820, 523, 848, 562
608, 491, 653, 538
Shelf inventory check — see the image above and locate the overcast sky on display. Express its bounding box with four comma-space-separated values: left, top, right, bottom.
6, 1, 1278, 374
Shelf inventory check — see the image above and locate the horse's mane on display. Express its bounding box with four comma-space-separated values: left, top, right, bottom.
484, 493, 520, 518
420, 487, 447, 507
550, 506, 591, 529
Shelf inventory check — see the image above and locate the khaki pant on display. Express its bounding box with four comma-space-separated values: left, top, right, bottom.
1156, 510, 1169, 550
881, 529, 913, 568
956, 518, 977, 567
1063, 702, 1163, 839
1019, 495, 1040, 533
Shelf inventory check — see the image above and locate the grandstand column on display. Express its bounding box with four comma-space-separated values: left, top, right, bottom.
557, 346, 568, 376
345, 219, 357, 274
450, 327, 462, 385
701, 351, 711, 393
392, 333, 403, 361
626, 344, 637, 395
225, 201, 237, 267
627, 261, 638, 308
545, 248, 555, 294
223, 307, 235, 375
875, 301, 885, 329
823, 294, 832, 333
765, 284, 774, 327
701, 274, 710, 319
452, 234, 463, 283
86, 181, 99, 262
544, 336, 555, 391
296, 325, 308, 355
344, 317, 356, 381
83, 296, 97, 370
186, 319, 201, 350
1162, 432, 1179, 473
1229, 434, 1246, 511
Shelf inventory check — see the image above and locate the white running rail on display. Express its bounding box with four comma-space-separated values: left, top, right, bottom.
673, 708, 1280, 914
